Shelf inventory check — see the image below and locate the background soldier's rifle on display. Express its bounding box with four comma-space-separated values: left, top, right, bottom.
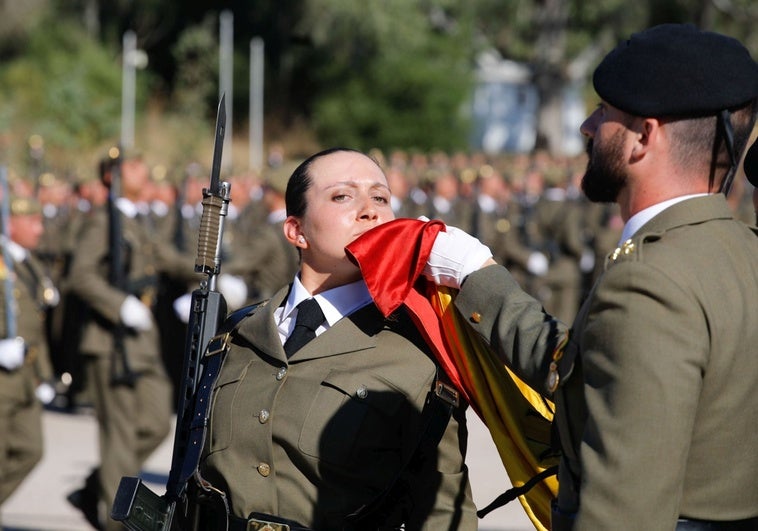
111, 95, 231, 531
106, 147, 138, 387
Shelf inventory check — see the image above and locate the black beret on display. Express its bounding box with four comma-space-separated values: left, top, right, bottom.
744, 139, 758, 187
594, 24, 758, 117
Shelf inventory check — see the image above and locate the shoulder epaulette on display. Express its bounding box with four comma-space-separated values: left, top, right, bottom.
605, 238, 638, 269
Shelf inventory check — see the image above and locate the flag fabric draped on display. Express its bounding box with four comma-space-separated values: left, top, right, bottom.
346, 218, 558, 530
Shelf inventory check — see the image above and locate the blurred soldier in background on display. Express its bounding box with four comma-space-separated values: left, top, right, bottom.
425, 166, 474, 233
56, 169, 109, 409
0, 194, 58, 511
469, 163, 544, 293
34, 172, 72, 386
527, 165, 586, 323
66, 150, 196, 530
386, 162, 426, 219
144, 164, 180, 243
223, 161, 301, 304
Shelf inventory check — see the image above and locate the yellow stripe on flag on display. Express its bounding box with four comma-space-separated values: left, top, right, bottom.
431, 286, 558, 531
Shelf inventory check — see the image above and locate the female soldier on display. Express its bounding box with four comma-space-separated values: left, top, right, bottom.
196, 147, 477, 530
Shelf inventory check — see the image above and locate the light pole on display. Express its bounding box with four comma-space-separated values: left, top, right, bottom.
121, 30, 148, 151
249, 37, 264, 172
219, 11, 234, 173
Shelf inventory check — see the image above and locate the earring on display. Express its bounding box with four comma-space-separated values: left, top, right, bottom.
298, 236, 306, 244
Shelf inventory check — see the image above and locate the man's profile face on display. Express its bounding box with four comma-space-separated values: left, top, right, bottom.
581, 129, 627, 203
579, 103, 629, 203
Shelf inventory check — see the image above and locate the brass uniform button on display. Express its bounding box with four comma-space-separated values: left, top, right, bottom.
276, 367, 287, 381
356, 385, 368, 399
547, 362, 560, 393
257, 462, 271, 477
470, 312, 482, 323
257, 409, 270, 424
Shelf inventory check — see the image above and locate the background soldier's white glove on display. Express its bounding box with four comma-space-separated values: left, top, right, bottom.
35, 381, 56, 404
579, 248, 596, 273
423, 224, 493, 289
119, 295, 153, 331
527, 252, 549, 277
173, 293, 192, 324
216, 274, 248, 310
0, 337, 25, 371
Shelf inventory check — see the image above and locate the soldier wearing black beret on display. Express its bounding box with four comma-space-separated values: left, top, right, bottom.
419, 23, 758, 530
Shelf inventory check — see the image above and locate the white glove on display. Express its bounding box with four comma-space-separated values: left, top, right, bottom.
579, 249, 596, 273
0, 337, 25, 371
527, 252, 549, 277
119, 295, 153, 331
423, 225, 493, 289
35, 382, 56, 405
217, 274, 248, 310
173, 293, 193, 324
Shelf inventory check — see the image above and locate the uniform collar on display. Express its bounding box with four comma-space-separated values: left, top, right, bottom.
282, 274, 372, 328
620, 193, 708, 245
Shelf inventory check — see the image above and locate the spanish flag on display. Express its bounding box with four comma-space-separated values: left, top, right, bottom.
346, 218, 558, 531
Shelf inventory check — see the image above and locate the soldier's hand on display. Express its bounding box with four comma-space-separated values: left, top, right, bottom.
423, 223, 493, 289
0, 337, 25, 371
120, 295, 153, 331
35, 381, 56, 404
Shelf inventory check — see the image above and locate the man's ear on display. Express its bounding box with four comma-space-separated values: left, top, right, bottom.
630, 117, 659, 162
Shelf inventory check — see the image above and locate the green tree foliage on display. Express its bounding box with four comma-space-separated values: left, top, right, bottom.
0, 11, 125, 171
171, 15, 218, 118
295, 0, 475, 152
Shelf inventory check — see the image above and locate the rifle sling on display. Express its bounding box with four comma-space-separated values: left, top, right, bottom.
168, 302, 262, 502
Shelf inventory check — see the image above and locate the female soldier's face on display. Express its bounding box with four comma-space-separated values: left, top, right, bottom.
294, 151, 395, 278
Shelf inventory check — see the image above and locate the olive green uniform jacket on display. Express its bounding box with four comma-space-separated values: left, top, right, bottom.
455, 194, 758, 530
199, 285, 478, 530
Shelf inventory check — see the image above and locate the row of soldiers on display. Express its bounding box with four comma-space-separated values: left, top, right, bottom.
14, 145, 758, 391
1, 145, 755, 528
10, 145, 758, 395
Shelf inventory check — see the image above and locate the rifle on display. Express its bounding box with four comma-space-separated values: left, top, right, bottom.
111, 95, 231, 531
106, 147, 138, 387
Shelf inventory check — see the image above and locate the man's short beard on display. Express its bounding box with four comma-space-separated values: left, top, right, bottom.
581, 129, 628, 203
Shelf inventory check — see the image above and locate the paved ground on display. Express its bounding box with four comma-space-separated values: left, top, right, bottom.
1, 407, 533, 531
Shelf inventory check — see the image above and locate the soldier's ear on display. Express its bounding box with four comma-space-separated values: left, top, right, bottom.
630, 117, 659, 163
283, 216, 307, 249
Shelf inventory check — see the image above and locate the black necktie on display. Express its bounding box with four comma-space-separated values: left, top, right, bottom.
283, 298, 325, 357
